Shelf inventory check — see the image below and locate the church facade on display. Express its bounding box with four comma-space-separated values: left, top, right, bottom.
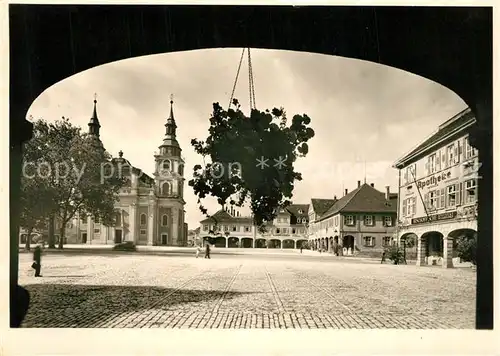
19, 96, 188, 247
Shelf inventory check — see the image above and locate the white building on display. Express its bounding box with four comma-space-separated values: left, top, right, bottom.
393, 108, 478, 268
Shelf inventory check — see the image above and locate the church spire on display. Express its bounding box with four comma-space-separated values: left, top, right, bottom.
88, 93, 101, 137
159, 94, 180, 150
165, 94, 177, 137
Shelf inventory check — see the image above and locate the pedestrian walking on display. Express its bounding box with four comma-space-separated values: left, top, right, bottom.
196, 245, 201, 258
300, 246, 303, 254
32, 244, 42, 277
381, 251, 386, 264
204, 243, 211, 259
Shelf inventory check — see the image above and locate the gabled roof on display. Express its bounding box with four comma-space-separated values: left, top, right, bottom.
393, 108, 475, 168
285, 204, 309, 218
311, 198, 337, 215
200, 209, 253, 224
319, 183, 396, 220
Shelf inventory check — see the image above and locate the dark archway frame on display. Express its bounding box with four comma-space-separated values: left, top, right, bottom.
9, 5, 492, 329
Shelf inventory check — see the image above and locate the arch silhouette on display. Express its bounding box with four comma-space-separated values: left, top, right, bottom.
8, 5, 492, 329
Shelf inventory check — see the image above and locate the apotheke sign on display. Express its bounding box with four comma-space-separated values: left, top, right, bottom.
411, 211, 457, 225
416, 171, 452, 189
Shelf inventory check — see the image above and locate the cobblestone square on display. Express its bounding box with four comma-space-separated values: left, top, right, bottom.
18, 251, 476, 328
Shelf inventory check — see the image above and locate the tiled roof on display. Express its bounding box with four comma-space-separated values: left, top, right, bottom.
286, 204, 310, 218
200, 209, 253, 224
311, 199, 337, 215
319, 183, 396, 220
393, 108, 475, 167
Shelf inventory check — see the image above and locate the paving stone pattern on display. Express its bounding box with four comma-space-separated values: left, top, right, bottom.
18, 253, 476, 328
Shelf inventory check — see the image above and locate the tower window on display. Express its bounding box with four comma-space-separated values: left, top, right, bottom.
162, 214, 168, 226
140, 213, 147, 226
162, 159, 171, 170
162, 182, 172, 196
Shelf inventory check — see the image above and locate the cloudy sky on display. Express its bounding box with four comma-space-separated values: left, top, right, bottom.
27, 48, 467, 229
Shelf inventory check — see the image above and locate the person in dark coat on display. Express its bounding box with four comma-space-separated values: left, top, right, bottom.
33, 245, 42, 277
204, 243, 211, 259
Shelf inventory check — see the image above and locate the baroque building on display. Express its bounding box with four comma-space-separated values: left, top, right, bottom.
393, 108, 478, 268
20, 96, 188, 246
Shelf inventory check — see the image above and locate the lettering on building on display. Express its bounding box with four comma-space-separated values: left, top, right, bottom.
416, 171, 452, 189
411, 211, 457, 225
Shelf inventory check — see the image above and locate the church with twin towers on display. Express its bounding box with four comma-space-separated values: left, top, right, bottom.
39, 95, 187, 246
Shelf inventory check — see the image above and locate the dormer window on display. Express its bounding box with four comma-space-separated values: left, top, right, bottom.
298, 209, 303, 214
162, 160, 171, 170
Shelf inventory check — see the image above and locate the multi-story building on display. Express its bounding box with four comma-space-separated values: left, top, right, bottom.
393, 108, 478, 268
308, 181, 398, 255
20, 96, 188, 247
198, 204, 309, 248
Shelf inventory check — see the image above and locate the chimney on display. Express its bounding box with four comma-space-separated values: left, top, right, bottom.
370, 183, 374, 188
334, 195, 337, 200
385, 186, 390, 200
345, 189, 348, 196
357, 180, 361, 188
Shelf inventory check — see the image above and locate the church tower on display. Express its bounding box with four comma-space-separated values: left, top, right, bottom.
87, 93, 104, 150
153, 95, 186, 246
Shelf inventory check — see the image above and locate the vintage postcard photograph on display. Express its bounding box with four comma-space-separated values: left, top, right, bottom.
3, 2, 496, 355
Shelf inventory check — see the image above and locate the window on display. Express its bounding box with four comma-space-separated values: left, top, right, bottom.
275, 228, 280, 234
232, 225, 237, 232
282, 228, 288, 234
439, 188, 445, 208
403, 198, 414, 217
404, 164, 416, 184
94, 228, 100, 233
244, 226, 250, 232
162, 159, 171, 170
383, 236, 392, 247
203, 224, 208, 231
298, 209, 303, 214
140, 213, 147, 226
344, 215, 354, 226
94, 216, 100, 223
435, 149, 442, 171
446, 143, 459, 167
115, 211, 122, 225
429, 191, 437, 210
140, 229, 146, 235
162, 182, 171, 195
447, 185, 457, 207
465, 179, 477, 204
162, 214, 168, 226
364, 215, 374, 226
364, 236, 375, 247
384, 216, 392, 226
465, 136, 478, 159
428, 154, 437, 174
292, 228, 296, 234
224, 225, 229, 231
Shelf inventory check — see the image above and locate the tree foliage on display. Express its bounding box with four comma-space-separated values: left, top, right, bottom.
20, 129, 58, 250
21, 118, 125, 249
189, 99, 315, 230
385, 245, 405, 265
456, 235, 477, 265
